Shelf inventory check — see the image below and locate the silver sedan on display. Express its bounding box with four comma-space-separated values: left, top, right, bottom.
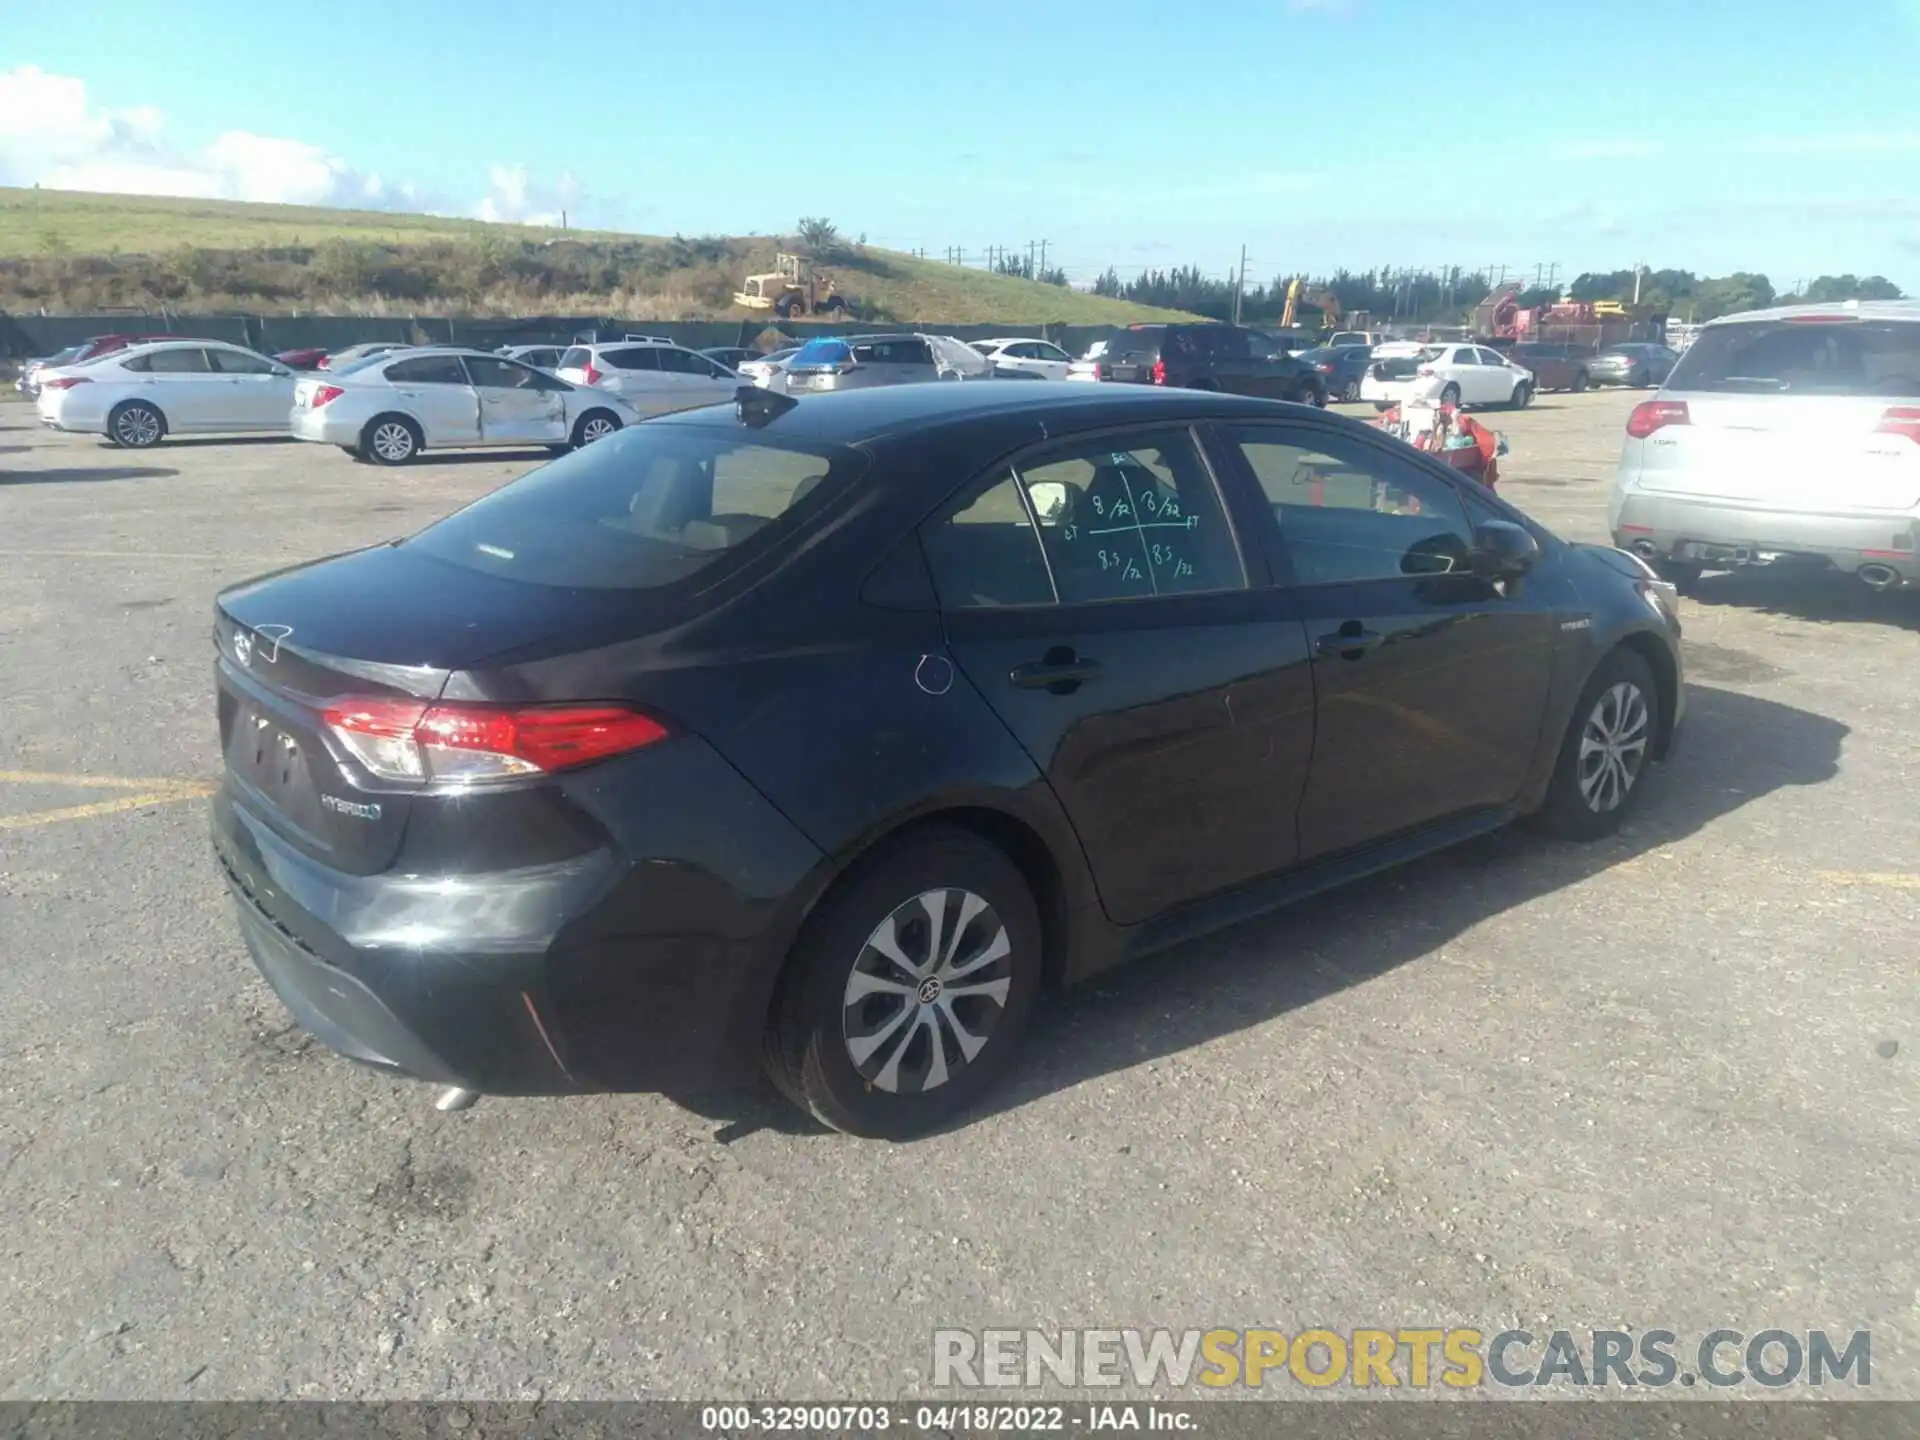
289, 347, 641, 464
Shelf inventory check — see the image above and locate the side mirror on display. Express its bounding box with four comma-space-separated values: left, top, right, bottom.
1027, 481, 1069, 523
1470, 519, 1541, 577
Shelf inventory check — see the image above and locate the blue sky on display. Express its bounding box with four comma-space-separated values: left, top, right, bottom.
3, 0, 1917, 291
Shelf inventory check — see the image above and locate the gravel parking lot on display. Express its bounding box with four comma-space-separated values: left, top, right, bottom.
1, 390, 1916, 1401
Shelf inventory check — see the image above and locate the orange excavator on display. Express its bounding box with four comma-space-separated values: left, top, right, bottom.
1280, 278, 1343, 331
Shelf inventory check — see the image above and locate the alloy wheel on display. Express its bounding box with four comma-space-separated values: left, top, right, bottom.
115, 407, 161, 447
841, 888, 1013, 1095
580, 415, 617, 444
371, 421, 415, 462
1577, 681, 1650, 813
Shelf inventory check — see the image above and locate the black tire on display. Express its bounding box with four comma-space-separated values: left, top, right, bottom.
1510, 381, 1534, 409
361, 414, 421, 466
1298, 381, 1327, 407
768, 827, 1044, 1139
779, 295, 807, 319
1341, 378, 1361, 402
1571, 370, 1590, 393
106, 401, 165, 450
1373, 401, 1393, 412
570, 408, 622, 449
1630, 368, 1649, 388
1654, 559, 1703, 595
1439, 382, 1462, 406
1527, 647, 1660, 841
821, 296, 847, 315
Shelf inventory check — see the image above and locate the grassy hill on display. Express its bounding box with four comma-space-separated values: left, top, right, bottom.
0, 187, 1195, 325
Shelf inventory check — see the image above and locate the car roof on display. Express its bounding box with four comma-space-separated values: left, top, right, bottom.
1703, 300, 1920, 328
651, 377, 1310, 445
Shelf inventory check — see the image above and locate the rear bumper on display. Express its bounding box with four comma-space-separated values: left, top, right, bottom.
1611, 487, 1920, 581
210, 746, 827, 1097
289, 407, 358, 446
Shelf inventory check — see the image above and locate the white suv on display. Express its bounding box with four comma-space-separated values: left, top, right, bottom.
554, 340, 741, 416
1360, 343, 1535, 410
1612, 300, 1920, 592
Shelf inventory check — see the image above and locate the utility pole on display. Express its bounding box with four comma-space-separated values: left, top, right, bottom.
1547, 261, 1559, 294
1632, 261, 1643, 304
1038, 239, 1049, 275
1232, 243, 1247, 325
1027, 239, 1036, 272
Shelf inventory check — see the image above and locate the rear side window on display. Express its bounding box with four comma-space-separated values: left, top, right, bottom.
606, 347, 660, 372
559, 347, 593, 369
407, 427, 860, 590
1665, 321, 1920, 397
385, 356, 470, 385
921, 429, 1245, 607
134, 347, 210, 374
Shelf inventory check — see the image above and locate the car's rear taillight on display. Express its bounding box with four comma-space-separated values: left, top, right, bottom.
1626, 399, 1690, 438
1150, 359, 1167, 385
1315, 362, 1335, 373
310, 384, 345, 408
322, 698, 669, 784
583, 362, 603, 385
41, 376, 90, 390
1874, 407, 1920, 444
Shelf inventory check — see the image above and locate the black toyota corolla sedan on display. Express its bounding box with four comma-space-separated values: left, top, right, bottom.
211, 381, 1684, 1138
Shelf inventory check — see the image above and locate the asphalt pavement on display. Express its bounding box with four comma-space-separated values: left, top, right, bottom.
0, 390, 1915, 1401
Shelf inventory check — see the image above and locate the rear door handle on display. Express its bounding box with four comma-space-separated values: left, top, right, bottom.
1010, 657, 1102, 690
1314, 627, 1385, 659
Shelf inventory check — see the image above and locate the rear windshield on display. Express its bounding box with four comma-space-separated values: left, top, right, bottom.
406, 426, 863, 590
558, 346, 593, 369
1665, 320, 1920, 396
791, 339, 852, 367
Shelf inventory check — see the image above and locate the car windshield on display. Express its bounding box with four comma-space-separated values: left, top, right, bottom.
791, 339, 851, 368
1663, 320, 1920, 396
405, 426, 865, 590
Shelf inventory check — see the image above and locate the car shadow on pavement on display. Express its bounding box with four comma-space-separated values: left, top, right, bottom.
682, 681, 1846, 1142
406, 449, 557, 467
0, 465, 180, 485
127, 435, 294, 449
1684, 567, 1920, 633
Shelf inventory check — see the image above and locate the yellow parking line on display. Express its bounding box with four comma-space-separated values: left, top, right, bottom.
0, 769, 210, 790
1817, 871, 1920, 890
0, 786, 212, 832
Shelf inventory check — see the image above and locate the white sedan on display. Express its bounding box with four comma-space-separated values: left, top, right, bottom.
1359, 343, 1534, 410
36, 340, 299, 447
969, 336, 1075, 380
290, 347, 640, 465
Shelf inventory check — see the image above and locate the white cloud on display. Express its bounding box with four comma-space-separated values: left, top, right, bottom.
473, 164, 584, 227
0, 64, 407, 208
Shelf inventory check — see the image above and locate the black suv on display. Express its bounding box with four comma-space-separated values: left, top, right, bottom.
1076, 324, 1327, 405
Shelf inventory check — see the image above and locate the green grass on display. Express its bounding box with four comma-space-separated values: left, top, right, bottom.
0, 187, 1198, 324
0, 186, 630, 254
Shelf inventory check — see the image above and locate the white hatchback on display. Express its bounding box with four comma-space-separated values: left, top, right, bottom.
36, 340, 297, 447
1360, 343, 1535, 410
555, 341, 742, 416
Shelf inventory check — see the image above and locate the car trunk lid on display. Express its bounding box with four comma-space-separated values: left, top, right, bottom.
214, 543, 625, 874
